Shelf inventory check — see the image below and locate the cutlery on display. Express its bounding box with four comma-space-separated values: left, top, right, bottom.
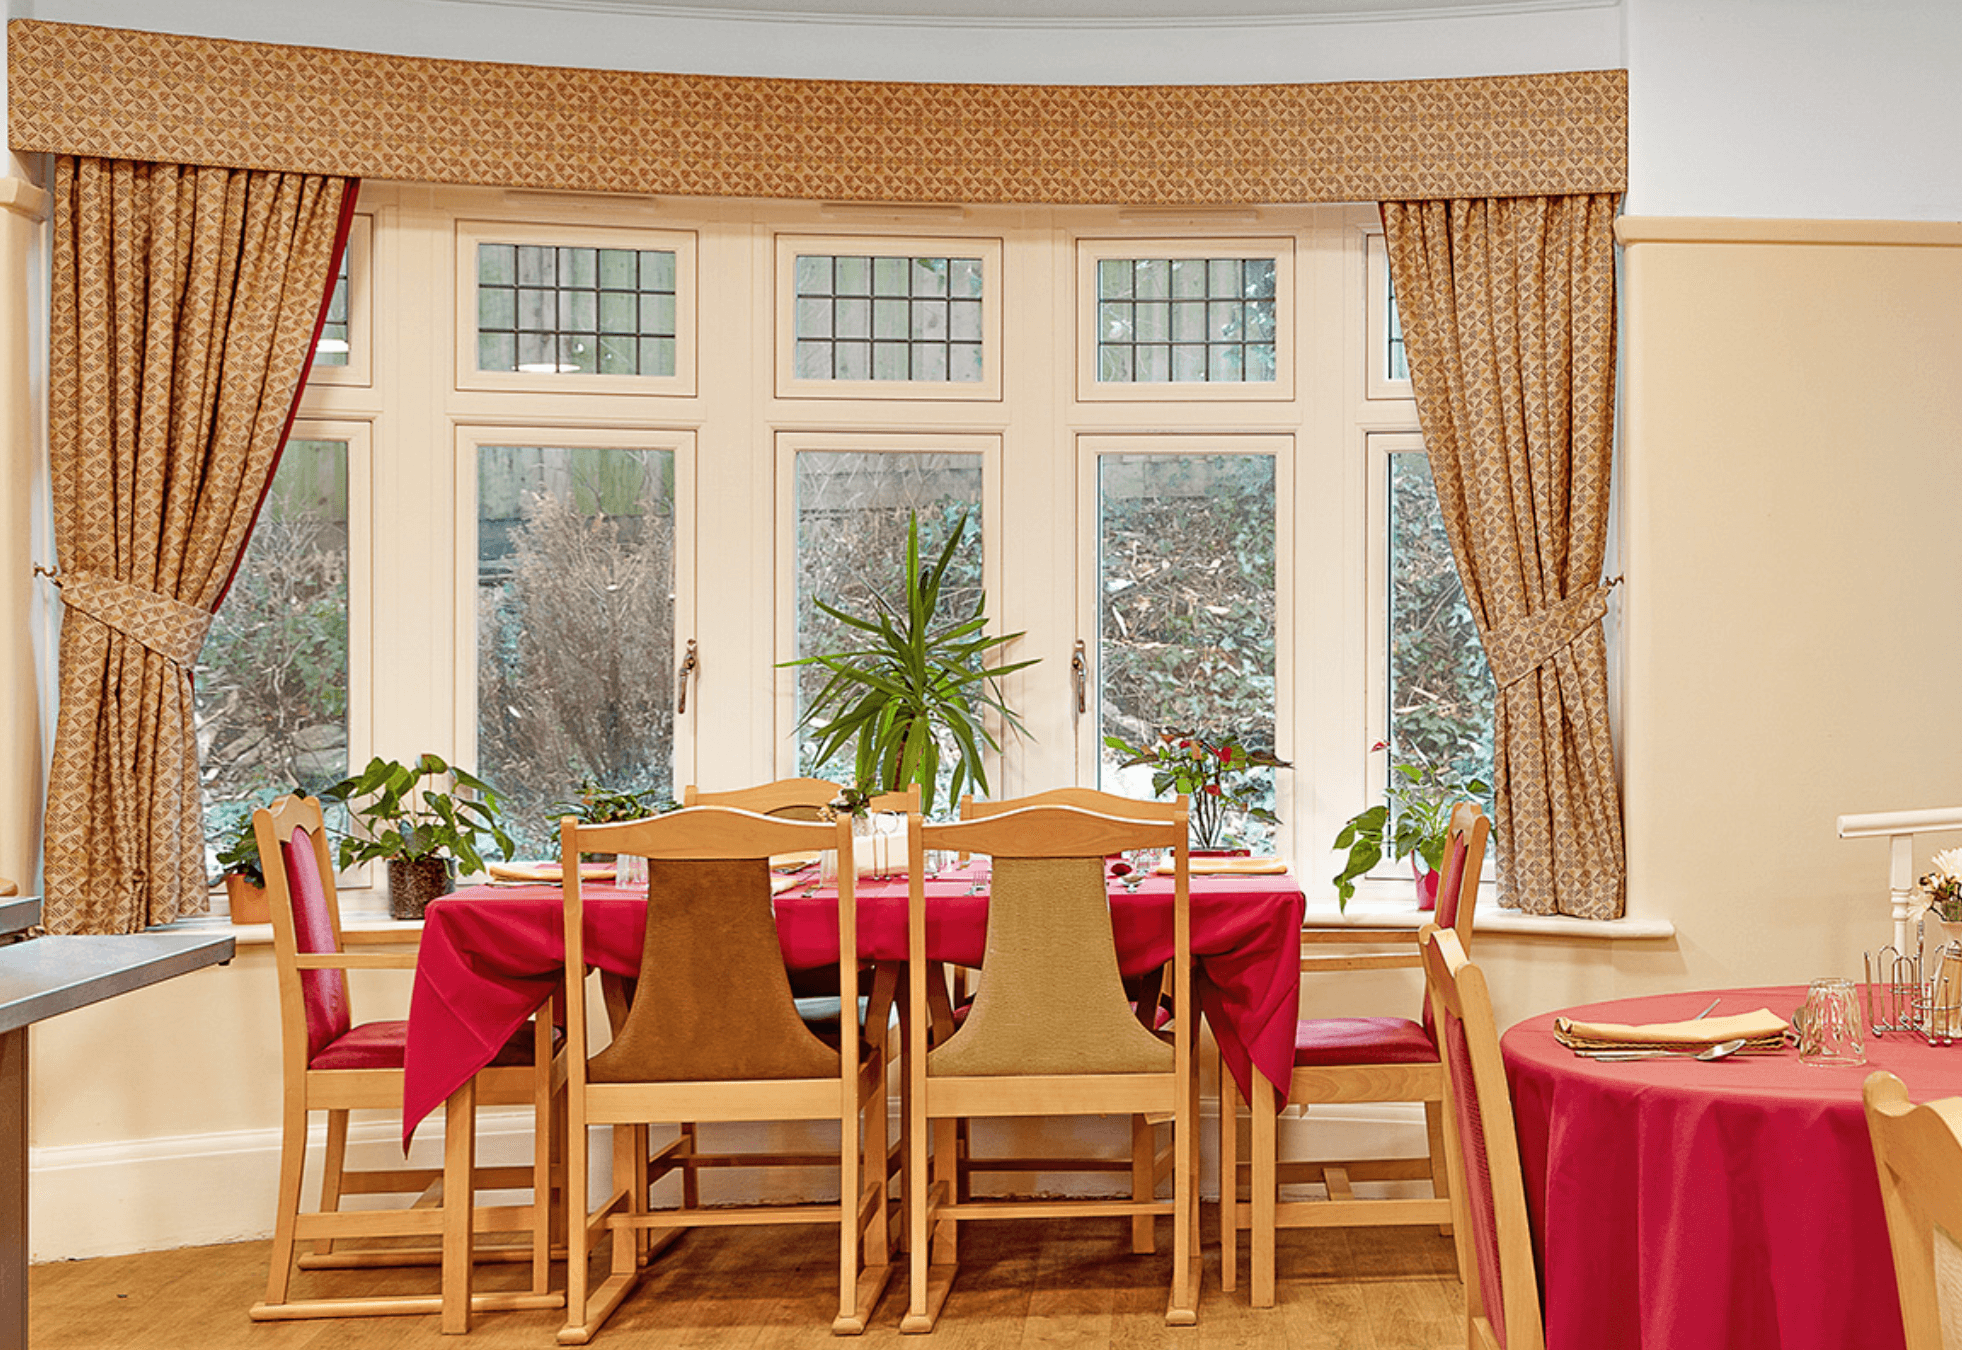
1579, 1037, 1750, 1063
1691, 996, 1721, 1020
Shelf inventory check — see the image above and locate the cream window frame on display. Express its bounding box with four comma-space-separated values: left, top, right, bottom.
451, 423, 700, 795
1074, 432, 1296, 841
1364, 230, 1413, 402
306, 213, 373, 389
1074, 237, 1296, 403
772, 429, 1005, 781
454, 218, 699, 397
773, 233, 1004, 402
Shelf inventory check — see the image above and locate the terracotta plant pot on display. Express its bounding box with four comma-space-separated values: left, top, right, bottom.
224, 872, 270, 925
387, 856, 454, 920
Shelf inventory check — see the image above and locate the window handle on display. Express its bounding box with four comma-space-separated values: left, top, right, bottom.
1071, 639, 1087, 718
676, 638, 698, 715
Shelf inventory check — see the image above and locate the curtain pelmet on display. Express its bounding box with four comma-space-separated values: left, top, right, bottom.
1381, 193, 1625, 919
43, 157, 352, 934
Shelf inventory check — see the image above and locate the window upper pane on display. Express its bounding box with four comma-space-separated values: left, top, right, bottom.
314, 255, 350, 368
475, 244, 677, 378
1094, 256, 1276, 385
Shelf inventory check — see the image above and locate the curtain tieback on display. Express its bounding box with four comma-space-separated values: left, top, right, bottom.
1484, 578, 1619, 691
57, 570, 212, 668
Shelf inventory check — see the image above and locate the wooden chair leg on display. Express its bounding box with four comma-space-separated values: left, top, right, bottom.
1166, 1054, 1198, 1326
1250, 1074, 1277, 1310
1424, 1098, 1455, 1238
1131, 1115, 1157, 1254
1220, 1066, 1242, 1294
441, 1078, 477, 1336
312, 1109, 350, 1258
260, 1098, 309, 1308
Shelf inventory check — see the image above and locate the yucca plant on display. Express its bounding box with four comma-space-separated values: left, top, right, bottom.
784, 512, 1037, 816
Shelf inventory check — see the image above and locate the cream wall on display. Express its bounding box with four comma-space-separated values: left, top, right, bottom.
8, 0, 1962, 1259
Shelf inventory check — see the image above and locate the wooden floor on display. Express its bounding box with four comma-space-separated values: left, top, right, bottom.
28, 1212, 1464, 1348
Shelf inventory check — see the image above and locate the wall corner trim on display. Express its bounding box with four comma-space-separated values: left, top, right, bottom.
1616, 216, 1962, 249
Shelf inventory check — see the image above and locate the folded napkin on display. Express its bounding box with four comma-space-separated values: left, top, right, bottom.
1554, 1007, 1791, 1054
1153, 856, 1288, 876
485, 860, 616, 884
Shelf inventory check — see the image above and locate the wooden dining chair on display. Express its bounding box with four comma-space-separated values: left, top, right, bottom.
1419, 924, 1544, 1350
956, 786, 1189, 1254
1221, 799, 1488, 1306
247, 794, 559, 1331
556, 805, 893, 1342
901, 803, 1199, 1331
1863, 1071, 1962, 1350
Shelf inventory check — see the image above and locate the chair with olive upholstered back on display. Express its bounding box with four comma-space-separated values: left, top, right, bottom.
901, 803, 1198, 1331
249, 794, 558, 1331
555, 805, 891, 1342
1864, 1070, 1962, 1350
1419, 924, 1545, 1350
957, 786, 1189, 1254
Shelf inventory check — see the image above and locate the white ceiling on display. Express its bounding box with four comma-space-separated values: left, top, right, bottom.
476, 0, 1609, 23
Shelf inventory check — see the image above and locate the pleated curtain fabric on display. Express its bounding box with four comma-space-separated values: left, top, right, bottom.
1380, 194, 1625, 919
42, 156, 354, 934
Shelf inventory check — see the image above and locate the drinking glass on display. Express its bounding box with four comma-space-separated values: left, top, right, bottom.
1794, 976, 1865, 1066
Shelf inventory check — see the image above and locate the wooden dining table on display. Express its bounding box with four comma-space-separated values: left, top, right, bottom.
400, 859, 1307, 1144
1503, 984, 1959, 1350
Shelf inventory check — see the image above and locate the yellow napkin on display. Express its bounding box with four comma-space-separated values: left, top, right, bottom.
485, 860, 615, 884
1153, 856, 1288, 876
1554, 1008, 1790, 1053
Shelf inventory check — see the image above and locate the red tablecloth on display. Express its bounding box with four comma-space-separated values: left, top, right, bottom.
402, 862, 1305, 1142
1503, 984, 1960, 1350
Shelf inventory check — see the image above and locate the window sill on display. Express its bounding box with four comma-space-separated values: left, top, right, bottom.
178, 897, 420, 949
1307, 897, 1675, 941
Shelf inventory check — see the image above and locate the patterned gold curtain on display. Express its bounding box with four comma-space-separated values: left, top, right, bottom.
1380, 194, 1624, 919
43, 157, 355, 934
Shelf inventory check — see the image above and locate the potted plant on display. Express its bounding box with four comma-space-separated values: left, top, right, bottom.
1104, 730, 1291, 852
1332, 742, 1490, 911
783, 511, 1037, 816
321, 753, 515, 919
552, 778, 673, 884
209, 805, 272, 925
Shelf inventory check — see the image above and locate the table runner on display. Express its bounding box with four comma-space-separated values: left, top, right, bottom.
402, 861, 1304, 1141
1504, 984, 1962, 1350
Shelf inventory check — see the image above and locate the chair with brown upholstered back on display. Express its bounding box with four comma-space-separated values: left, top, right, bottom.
1864, 1071, 1962, 1350
556, 805, 892, 1342
956, 786, 1189, 1253
901, 803, 1198, 1331
249, 794, 558, 1331
1419, 924, 1544, 1350
1221, 799, 1489, 1305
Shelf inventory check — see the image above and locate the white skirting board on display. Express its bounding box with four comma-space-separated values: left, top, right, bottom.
27, 1101, 1431, 1262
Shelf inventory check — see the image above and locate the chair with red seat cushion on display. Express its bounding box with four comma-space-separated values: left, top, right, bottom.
1221, 799, 1490, 1306
1421, 924, 1545, 1350
249, 794, 559, 1330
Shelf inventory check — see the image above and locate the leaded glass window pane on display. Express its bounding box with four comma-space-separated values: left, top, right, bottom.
196, 439, 351, 870
477, 446, 677, 855
1096, 257, 1278, 384
1097, 453, 1278, 848
1388, 450, 1492, 796
1386, 277, 1409, 383
793, 254, 985, 382
314, 254, 351, 367
793, 451, 985, 798
476, 245, 678, 377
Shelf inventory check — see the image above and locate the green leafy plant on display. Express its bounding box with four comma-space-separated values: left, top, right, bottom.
1104, 730, 1291, 850
320, 753, 515, 876
208, 807, 267, 887
783, 511, 1037, 816
551, 777, 672, 825
1332, 741, 1491, 909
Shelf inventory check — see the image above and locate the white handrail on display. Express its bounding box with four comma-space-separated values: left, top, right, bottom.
1837, 808, 1962, 953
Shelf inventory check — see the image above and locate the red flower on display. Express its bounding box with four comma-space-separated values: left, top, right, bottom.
1369, 739, 1389, 752
1205, 783, 1223, 796
1218, 746, 1232, 763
